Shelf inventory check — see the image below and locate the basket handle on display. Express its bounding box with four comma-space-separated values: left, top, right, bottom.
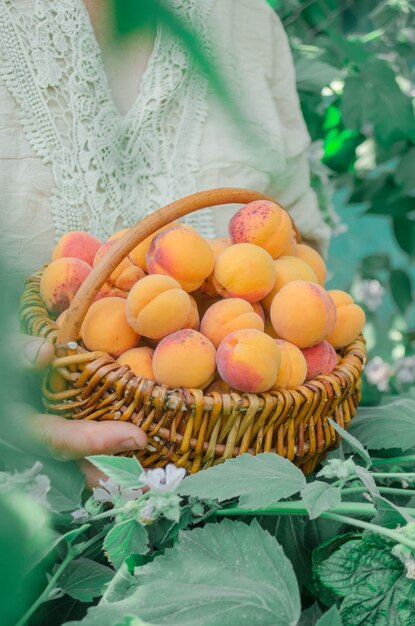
58, 187, 295, 347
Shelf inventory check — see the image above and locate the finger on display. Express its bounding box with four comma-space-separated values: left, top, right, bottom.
16, 334, 55, 370
29, 414, 147, 461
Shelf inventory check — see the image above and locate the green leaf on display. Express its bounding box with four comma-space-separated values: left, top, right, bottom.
341, 76, 367, 130
372, 496, 414, 529
301, 481, 341, 520
179, 453, 306, 509
349, 395, 415, 451
390, 269, 413, 314
295, 57, 339, 92
328, 419, 372, 468
393, 217, 415, 258
298, 603, 323, 626
104, 520, 149, 569
315, 533, 415, 625
59, 558, 114, 602
354, 466, 379, 498
67, 520, 301, 626
316, 606, 342, 626
395, 147, 415, 195
260, 515, 310, 588
87, 455, 143, 489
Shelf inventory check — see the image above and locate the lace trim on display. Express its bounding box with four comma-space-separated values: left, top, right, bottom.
0, 0, 216, 240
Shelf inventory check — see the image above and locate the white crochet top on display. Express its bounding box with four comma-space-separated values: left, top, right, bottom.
0, 0, 330, 275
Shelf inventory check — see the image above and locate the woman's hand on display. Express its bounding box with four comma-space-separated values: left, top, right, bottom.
18, 335, 147, 485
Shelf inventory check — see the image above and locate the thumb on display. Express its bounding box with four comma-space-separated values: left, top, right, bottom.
29, 414, 148, 461
16, 334, 55, 370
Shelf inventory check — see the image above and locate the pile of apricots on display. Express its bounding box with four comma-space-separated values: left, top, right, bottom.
40, 200, 366, 394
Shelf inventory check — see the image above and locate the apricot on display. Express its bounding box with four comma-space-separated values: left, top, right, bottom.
229, 200, 296, 258
126, 275, 191, 339
52, 231, 102, 266
94, 240, 145, 292
296, 243, 327, 285
216, 329, 280, 393
40, 257, 92, 315
199, 237, 232, 297
252, 302, 265, 321
81, 297, 140, 357
206, 378, 233, 394
146, 226, 215, 292
270, 281, 336, 348
272, 340, 307, 389
213, 243, 276, 302
153, 329, 216, 389
200, 298, 264, 348
107, 228, 130, 241
117, 346, 155, 380
94, 282, 128, 301
183, 295, 200, 330
129, 221, 179, 272
262, 256, 318, 313
326, 290, 366, 348
301, 340, 337, 380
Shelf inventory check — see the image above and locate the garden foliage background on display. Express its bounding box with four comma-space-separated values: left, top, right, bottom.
1, 1, 415, 625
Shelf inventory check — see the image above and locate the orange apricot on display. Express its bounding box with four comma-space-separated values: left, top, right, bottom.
301, 340, 337, 380
52, 231, 102, 266
153, 329, 216, 389
146, 226, 215, 292
229, 200, 296, 258
326, 290, 366, 348
183, 295, 200, 330
270, 281, 336, 348
262, 256, 318, 313
272, 339, 307, 389
199, 237, 232, 297
296, 243, 327, 285
216, 329, 280, 393
200, 298, 264, 348
117, 346, 155, 380
126, 274, 191, 339
40, 257, 92, 315
129, 221, 179, 271
213, 243, 276, 302
94, 240, 145, 292
107, 228, 130, 241
81, 297, 140, 357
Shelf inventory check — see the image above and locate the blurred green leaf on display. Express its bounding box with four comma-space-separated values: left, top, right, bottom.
393, 217, 415, 258
298, 603, 323, 625
389, 269, 413, 314
395, 147, 415, 195
295, 57, 339, 92
328, 418, 372, 467
349, 393, 415, 451
315, 606, 342, 626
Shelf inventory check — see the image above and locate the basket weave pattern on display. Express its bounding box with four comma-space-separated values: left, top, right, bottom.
20, 189, 366, 474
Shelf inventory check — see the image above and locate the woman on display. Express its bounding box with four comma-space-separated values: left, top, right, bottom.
0, 0, 330, 468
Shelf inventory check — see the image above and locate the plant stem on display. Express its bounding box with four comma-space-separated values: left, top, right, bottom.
15, 550, 74, 626
15, 525, 108, 626
373, 455, 415, 467
90, 492, 151, 522
342, 486, 415, 497
214, 502, 415, 519
323, 512, 415, 551
371, 472, 415, 479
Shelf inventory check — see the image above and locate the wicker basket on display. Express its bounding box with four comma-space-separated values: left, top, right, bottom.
20, 188, 366, 474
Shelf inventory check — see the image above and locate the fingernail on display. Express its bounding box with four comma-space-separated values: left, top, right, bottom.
120, 437, 141, 451
24, 340, 42, 365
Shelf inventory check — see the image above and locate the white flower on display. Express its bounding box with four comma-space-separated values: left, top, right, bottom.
93, 478, 143, 505
394, 356, 415, 384
353, 279, 385, 312
139, 464, 186, 493
317, 458, 356, 481
365, 356, 392, 391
